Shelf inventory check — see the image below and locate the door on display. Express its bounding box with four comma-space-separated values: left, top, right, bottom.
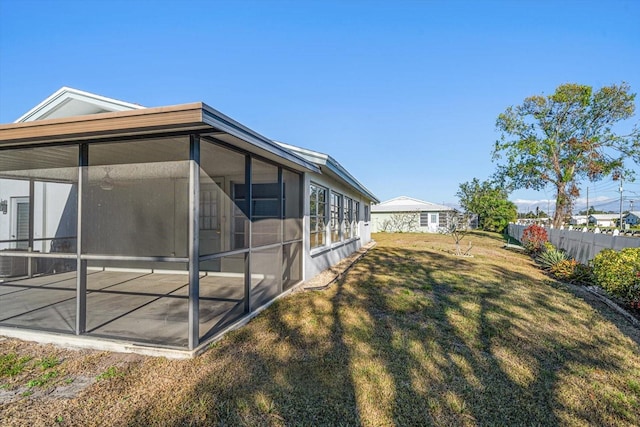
11, 197, 29, 250
429, 212, 439, 232
199, 182, 222, 256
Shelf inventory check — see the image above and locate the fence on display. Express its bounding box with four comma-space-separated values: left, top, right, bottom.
508, 224, 640, 265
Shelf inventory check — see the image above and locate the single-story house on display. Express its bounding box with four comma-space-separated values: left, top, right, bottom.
625, 211, 640, 225
371, 196, 454, 233
0, 87, 378, 356
569, 215, 588, 226
588, 214, 619, 227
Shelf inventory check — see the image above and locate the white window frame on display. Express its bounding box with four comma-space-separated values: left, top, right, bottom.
330, 191, 342, 244
309, 183, 328, 249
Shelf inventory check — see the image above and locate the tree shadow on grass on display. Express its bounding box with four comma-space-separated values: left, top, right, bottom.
337, 245, 640, 425
123, 237, 640, 426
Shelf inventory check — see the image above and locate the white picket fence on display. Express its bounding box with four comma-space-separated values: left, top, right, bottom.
507, 224, 640, 264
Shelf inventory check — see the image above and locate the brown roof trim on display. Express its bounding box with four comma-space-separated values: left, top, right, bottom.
0, 103, 210, 146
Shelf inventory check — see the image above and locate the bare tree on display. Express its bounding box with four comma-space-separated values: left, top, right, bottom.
440, 211, 473, 256
380, 213, 419, 233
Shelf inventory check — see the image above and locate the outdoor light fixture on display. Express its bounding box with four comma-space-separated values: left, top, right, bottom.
0, 200, 7, 215
100, 167, 114, 191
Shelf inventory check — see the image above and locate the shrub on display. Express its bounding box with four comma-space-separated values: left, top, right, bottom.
550, 259, 579, 282
536, 247, 568, 270
572, 263, 593, 286
521, 224, 548, 254
591, 248, 640, 303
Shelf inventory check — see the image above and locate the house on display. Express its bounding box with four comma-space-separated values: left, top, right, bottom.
588, 214, 619, 227
371, 196, 454, 233
625, 211, 640, 226
0, 87, 378, 356
569, 215, 588, 226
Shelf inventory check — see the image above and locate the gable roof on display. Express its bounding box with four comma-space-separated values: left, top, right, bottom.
624, 211, 640, 218
275, 141, 379, 203
15, 87, 144, 123
372, 196, 453, 213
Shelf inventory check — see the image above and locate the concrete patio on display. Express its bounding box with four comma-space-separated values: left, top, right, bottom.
0, 270, 245, 348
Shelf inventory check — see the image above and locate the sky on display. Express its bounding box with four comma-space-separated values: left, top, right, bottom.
1, 0, 639, 214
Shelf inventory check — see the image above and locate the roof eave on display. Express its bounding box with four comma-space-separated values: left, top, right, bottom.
275, 141, 378, 203
201, 104, 319, 174
323, 155, 379, 203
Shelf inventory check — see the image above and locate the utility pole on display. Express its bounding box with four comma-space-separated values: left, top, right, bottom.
586, 187, 589, 215
619, 177, 624, 229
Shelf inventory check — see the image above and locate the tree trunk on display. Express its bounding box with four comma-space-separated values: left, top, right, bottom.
553, 184, 569, 228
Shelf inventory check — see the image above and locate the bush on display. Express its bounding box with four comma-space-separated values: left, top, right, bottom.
537, 247, 568, 270
550, 259, 579, 281
521, 224, 548, 254
591, 248, 640, 303
572, 263, 593, 286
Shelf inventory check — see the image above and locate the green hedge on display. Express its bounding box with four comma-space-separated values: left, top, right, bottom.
591, 248, 640, 303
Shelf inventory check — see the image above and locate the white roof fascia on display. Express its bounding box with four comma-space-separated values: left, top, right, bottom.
373, 196, 452, 212
15, 87, 144, 123
202, 106, 320, 174
275, 141, 379, 203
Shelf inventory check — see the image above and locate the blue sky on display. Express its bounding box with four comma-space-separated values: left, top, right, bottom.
1, 0, 639, 214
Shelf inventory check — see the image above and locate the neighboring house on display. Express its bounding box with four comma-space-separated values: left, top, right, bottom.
371, 196, 454, 233
0, 87, 378, 355
569, 215, 588, 226
625, 211, 640, 225
588, 214, 619, 227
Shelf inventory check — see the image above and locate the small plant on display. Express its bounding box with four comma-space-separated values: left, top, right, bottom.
591, 248, 640, 303
536, 247, 568, 269
572, 263, 593, 286
521, 224, 548, 254
97, 366, 123, 381
38, 356, 60, 370
0, 353, 32, 378
550, 259, 580, 282
27, 370, 59, 388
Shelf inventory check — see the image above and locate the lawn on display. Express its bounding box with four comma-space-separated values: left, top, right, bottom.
1, 231, 640, 426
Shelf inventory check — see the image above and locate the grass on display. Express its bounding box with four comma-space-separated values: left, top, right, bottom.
0, 353, 32, 377
96, 366, 123, 381
1, 231, 640, 426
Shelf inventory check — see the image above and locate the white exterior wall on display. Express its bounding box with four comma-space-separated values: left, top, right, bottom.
371, 211, 439, 233
303, 171, 373, 281
0, 180, 74, 252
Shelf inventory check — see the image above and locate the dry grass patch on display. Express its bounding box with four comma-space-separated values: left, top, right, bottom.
1, 231, 640, 426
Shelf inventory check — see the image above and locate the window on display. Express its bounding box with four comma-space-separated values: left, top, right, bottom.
309, 183, 327, 249
365, 205, 370, 222
420, 212, 439, 227
199, 185, 219, 231
343, 197, 352, 239
420, 212, 428, 227
354, 201, 360, 237
330, 192, 342, 243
